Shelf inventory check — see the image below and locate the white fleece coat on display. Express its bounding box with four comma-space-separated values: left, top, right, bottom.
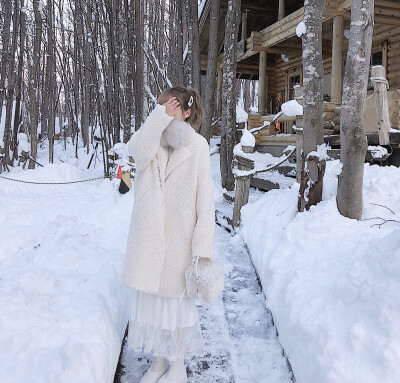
122, 104, 215, 298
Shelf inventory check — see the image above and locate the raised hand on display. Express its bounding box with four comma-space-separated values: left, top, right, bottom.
163, 97, 181, 117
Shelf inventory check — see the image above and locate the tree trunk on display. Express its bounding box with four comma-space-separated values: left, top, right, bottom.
0, 0, 12, 124
220, 0, 241, 191
3, 0, 19, 166
200, 0, 220, 143
124, 0, 134, 142
134, 0, 143, 130
175, 0, 185, 85
337, 0, 374, 220
189, 0, 201, 91
12, 0, 26, 162
47, 0, 56, 162
298, 0, 326, 212
28, 0, 42, 169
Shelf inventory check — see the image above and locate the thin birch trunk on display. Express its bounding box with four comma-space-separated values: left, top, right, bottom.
201, 0, 220, 143
12, 0, 26, 162
189, 0, 201, 91
134, 0, 143, 129
28, 0, 42, 169
124, 0, 134, 142
0, 0, 12, 123
3, 0, 19, 166
221, 0, 241, 191
47, 0, 56, 162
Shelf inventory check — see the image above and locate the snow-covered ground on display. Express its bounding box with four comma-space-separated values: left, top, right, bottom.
0, 136, 293, 382
240, 160, 400, 383
120, 223, 294, 383
3, 130, 400, 383
0, 139, 132, 383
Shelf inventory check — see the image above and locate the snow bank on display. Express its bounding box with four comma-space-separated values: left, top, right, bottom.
236, 105, 249, 123
0, 163, 132, 383
281, 100, 303, 116
239, 161, 400, 383
240, 129, 255, 147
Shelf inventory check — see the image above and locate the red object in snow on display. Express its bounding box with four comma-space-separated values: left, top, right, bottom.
117, 165, 124, 179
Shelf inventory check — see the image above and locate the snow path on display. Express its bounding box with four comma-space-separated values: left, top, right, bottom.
118, 213, 294, 383
0, 137, 294, 382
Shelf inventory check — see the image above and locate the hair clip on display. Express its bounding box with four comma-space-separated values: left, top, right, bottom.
188, 95, 194, 107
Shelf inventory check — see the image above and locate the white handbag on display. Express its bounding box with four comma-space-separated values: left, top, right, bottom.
166, 257, 223, 347
185, 256, 224, 303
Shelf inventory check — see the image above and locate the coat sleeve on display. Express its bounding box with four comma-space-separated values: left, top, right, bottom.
191, 141, 215, 259
127, 104, 174, 172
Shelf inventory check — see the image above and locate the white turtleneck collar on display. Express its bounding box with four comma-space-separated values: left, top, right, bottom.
160, 119, 195, 150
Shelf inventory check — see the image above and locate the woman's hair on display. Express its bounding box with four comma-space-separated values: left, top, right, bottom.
157, 86, 203, 130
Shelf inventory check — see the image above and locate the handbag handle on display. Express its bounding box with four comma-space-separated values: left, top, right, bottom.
194, 256, 199, 279
190, 256, 200, 281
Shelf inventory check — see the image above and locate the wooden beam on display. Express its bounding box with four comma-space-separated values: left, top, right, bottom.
375, 14, 400, 25
258, 51, 267, 114
375, 6, 400, 18
278, 0, 285, 21
241, 11, 247, 41
258, 0, 350, 49
376, 0, 400, 8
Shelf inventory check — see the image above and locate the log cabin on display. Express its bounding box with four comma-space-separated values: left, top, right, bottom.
197, 0, 400, 165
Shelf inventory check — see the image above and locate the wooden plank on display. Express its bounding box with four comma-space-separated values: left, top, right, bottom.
376, 0, 400, 9
324, 132, 400, 146
375, 14, 400, 25
250, 177, 280, 192
375, 6, 400, 17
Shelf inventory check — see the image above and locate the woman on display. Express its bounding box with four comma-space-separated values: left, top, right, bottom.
122, 86, 216, 383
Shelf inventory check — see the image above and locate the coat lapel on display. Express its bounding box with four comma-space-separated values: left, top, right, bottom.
165, 145, 191, 181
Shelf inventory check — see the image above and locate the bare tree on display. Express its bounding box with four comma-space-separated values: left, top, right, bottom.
337, 0, 374, 220
12, 0, 26, 162
189, 0, 201, 91
220, 0, 241, 191
47, 0, 56, 162
0, 0, 12, 124
124, 0, 134, 142
28, 0, 42, 169
298, 0, 326, 212
201, 0, 220, 143
134, 0, 143, 130
3, 0, 19, 166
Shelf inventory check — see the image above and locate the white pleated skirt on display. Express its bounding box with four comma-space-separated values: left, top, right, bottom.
126, 287, 204, 361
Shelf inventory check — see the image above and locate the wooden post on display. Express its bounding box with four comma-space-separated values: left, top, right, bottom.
241, 11, 247, 41
295, 115, 304, 183
217, 69, 223, 117
371, 65, 390, 145
232, 145, 254, 228
294, 84, 303, 104
331, 15, 343, 105
382, 40, 388, 74
258, 51, 267, 115
278, 0, 285, 20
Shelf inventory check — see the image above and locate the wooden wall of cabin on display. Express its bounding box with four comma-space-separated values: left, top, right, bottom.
266, 32, 400, 119
386, 29, 400, 90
